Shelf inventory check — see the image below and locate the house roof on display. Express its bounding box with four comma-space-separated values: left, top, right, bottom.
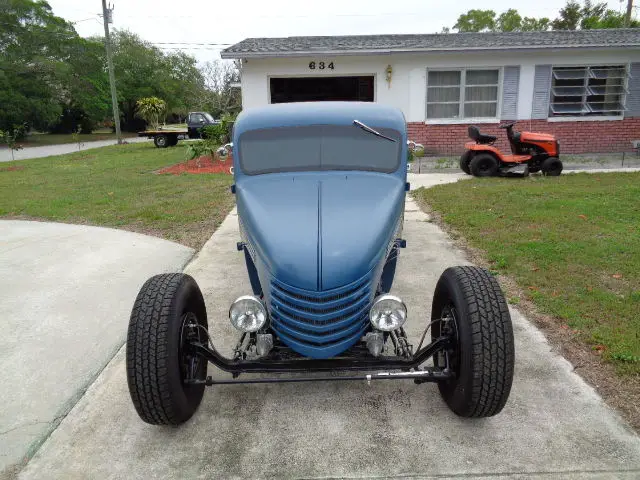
220, 29, 640, 59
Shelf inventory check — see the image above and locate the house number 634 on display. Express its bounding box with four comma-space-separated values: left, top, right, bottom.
309, 61, 335, 70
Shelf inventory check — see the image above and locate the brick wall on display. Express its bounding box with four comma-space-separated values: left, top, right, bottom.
407, 118, 640, 155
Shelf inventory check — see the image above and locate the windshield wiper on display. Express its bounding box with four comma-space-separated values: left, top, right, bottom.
353, 120, 397, 143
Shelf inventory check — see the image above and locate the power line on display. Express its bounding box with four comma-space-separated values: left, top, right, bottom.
114, 11, 493, 19
0, 24, 235, 46
151, 42, 231, 46
70, 16, 101, 25
156, 46, 227, 51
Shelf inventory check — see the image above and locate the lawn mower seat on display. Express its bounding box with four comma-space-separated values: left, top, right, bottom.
468, 125, 496, 144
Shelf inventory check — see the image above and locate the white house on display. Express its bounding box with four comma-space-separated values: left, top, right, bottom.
221, 29, 640, 154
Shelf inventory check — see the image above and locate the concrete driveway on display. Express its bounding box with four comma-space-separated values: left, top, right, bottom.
15, 174, 640, 479
0, 137, 151, 162
0, 221, 193, 477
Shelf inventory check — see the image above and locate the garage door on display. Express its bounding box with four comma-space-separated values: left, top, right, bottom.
270, 76, 374, 103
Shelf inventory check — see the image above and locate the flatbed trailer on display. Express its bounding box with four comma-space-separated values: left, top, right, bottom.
138, 129, 188, 148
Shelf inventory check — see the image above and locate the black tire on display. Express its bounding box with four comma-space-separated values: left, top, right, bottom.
154, 134, 169, 148
469, 153, 498, 177
168, 135, 179, 147
431, 266, 514, 417
126, 273, 208, 425
459, 151, 472, 175
541, 157, 562, 176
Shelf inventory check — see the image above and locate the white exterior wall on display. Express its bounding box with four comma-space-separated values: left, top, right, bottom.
239, 49, 638, 123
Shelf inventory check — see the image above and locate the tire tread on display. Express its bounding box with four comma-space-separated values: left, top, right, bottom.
455, 266, 513, 416
435, 266, 514, 417
127, 273, 185, 425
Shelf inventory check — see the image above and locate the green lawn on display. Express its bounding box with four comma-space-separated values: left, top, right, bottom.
414, 173, 640, 375
1, 131, 138, 148
0, 142, 234, 248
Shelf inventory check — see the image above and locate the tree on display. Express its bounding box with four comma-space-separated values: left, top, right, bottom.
0, 1, 222, 135
496, 9, 523, 32
199, 60, 242, 118
0, 127, 25, 161
107, 30, 210, 131
552, 1, 583, 30
551, 0, 639, 29
580, 1, 638, 28
135, 97, 166, 129
521, 17, 551, 31
453, 9, 496, 32
0, 0, 80, 131
52, 38, 111, 133
451, 1, 637, 33
156, 50, 207, 120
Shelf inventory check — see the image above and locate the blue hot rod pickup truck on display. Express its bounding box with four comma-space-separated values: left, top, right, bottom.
126, 102, 515, 425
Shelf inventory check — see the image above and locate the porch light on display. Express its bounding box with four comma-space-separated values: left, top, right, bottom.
385, 65, 393, 87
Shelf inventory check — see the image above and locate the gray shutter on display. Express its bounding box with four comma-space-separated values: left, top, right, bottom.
531, 65, 552, 119
625, 63, 640, 117
501, 66, 520, 120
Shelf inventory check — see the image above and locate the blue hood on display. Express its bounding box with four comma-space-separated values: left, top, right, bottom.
236, 172, 405, 291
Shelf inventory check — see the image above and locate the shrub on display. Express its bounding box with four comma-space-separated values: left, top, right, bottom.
186, 112, 237, 161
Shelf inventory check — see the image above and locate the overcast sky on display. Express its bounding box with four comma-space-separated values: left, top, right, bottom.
47, 0, 628, 63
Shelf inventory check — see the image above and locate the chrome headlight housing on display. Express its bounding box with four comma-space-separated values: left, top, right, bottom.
229, 295, 267, 332
369, 294, 407, 332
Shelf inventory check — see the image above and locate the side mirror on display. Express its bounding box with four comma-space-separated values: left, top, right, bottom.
199, 119, 205, 124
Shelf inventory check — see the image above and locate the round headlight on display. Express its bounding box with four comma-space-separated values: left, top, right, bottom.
369, 294, 407, 332
229, 295, 267, 332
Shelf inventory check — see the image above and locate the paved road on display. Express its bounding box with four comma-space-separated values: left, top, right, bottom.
17, 176, 640, 479
0, 221, 194, 477
0, 137, 151, 162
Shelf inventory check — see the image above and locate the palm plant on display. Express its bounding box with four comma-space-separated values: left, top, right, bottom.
135, 97, 167, 130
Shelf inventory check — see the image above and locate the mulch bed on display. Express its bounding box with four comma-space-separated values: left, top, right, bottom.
0, 165, 25, 172
157, 156, 233, 175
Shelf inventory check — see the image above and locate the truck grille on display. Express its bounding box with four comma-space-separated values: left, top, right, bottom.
269, 273, 373, 358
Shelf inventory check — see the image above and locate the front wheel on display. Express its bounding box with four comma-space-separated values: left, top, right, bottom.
541, 157, 563, 176
431, 266, 514, 417
126, 273, 208, 425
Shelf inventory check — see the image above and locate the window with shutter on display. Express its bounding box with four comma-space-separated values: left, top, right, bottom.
549, 66, 628, 117
426, 68, 500, 120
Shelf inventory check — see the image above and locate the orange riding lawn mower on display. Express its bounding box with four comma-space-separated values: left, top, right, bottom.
460, 122, 562, 177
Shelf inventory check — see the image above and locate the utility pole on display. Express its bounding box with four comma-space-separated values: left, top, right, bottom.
626, 0, 634, 27
101, 0, 122, 144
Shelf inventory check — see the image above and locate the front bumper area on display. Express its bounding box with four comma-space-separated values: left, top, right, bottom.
184, 333, 453, 385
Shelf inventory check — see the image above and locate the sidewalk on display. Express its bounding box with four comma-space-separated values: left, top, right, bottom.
0, 137, 151, 162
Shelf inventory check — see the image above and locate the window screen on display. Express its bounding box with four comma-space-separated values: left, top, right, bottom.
427, 69, 500, 120
238, 125, 402, 175
549, 66, 627, 117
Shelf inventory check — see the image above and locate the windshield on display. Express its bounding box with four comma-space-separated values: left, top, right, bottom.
203, 113, 215, 122
238, 125, 402, 175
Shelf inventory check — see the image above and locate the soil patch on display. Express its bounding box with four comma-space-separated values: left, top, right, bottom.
158, 156, 232, 175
